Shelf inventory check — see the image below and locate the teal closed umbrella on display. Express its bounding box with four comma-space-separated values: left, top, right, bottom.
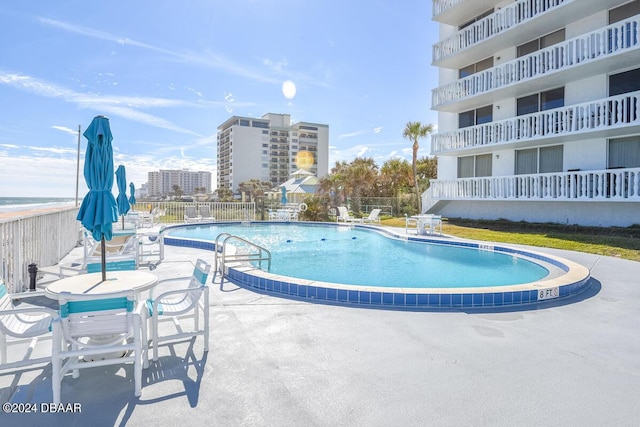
115, 165, 130, 229
129, 182, 136, 207
281, 186, 287, 205
76, 115, 118, 281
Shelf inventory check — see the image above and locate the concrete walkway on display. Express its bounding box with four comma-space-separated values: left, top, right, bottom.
2, 232, 639, 426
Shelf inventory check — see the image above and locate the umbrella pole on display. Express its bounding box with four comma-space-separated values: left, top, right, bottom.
101, 237, 107, 282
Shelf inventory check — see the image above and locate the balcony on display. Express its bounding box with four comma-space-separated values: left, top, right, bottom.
433, 0, 575, 68
432, 14, 640, 112
432, 90, 640, 154
426, 168, 640, 206
432, 0, 499, 25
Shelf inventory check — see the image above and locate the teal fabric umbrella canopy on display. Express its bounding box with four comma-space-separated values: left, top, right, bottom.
76, 116, 118, 243
281, 186, 287, 205
115, 164, 130, 222
129, 182, 136, 206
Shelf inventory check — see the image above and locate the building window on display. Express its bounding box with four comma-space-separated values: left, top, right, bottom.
517, 28, 565, 57
459, 9, 493, 30
610, 0, 640, 24
515, 145, 563, 175
608, 137, 640, 168
517, 87, 564, 116
239, 119, 250, 126
457, 154, 492, 178
459, 105, 493, 128
609, 68, 640, 95
459, 57, 494, 79
252, 121, 269, 128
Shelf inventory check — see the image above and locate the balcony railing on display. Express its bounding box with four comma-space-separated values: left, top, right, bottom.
432, 90, 640, 153
433, 0, 568, 63
425, 168, 640, 208
432, 14, 640, 109
432, 0, 464, 18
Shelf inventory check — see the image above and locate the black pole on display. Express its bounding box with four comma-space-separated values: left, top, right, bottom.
101, 237, 107, 282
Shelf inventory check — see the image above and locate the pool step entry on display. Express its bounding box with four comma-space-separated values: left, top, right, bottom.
213, 233, 271, 284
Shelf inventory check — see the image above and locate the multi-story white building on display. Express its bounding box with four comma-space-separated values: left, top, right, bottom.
147, 169, 212, 197
425, 0, 640, 226
217, 113, 329, 191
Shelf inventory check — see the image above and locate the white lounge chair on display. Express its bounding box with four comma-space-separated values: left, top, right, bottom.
0, 281, 57, 370
361, 208, 381, 224
337, 206, 357, 223
198, 206, 215, 222
51, 290, 143, 404
184, 206, 201, 223
59, 231, 139, 277
142, 259, 211, 365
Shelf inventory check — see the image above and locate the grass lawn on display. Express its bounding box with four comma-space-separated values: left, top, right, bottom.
380, 217, 640, 262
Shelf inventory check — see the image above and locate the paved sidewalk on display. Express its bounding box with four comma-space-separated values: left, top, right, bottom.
2, 235, 639, 426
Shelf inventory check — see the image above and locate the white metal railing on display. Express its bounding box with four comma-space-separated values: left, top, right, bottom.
432, 91, 640, 153
0, 207, 80, 293
432, 14, 640, 108
213, 232, 271, 284
433, 0, 568, 63
128, 201, 256, 224
432, 0, 464, 18
427, 168, 640, 203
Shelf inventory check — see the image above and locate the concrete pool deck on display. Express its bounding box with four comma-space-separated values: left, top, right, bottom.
2, 228, 639, 426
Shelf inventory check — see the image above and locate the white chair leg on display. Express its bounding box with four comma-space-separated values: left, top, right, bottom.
51, 324, 61, 405
152, 316, 159, 362
203, 288, 209, 352
133, 315, 142, 397
0, 333, 6, 364
140, 310, 149, 369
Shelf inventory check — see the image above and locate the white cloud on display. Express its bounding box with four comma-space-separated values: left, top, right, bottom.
0, 72, 201, 136
52, 125, 78, 136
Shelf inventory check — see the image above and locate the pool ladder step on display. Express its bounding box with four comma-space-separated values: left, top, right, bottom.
213, 233, 271, 284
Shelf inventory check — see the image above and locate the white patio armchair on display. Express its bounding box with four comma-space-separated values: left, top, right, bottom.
142, 259, 211, 365
0, 281, 57, 370
184, 206, 202, 223
198, 206, 215, 222
51, 290, 143, 404
361, 208, 381, 224
337, 206, 358, 223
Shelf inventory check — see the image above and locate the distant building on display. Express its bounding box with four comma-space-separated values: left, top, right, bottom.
147, 169, 212, 197
426, 0, 640, 226
216, 113, 329, 192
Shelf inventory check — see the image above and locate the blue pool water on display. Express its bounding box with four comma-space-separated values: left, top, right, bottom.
166, 223, 549, 289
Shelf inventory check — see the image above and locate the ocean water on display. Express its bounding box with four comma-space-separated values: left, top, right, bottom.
0, 197, 77, 212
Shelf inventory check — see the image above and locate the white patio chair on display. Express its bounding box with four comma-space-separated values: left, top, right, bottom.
361, 208, 381, 224
0, 281, 57, 370
136, 229, 165, 270
142, 259, 211, 365
198, 206, 215, 222
184, 206, 201, 223
51, 290, 143, 404
336, 206, 356, 222
59, 231, 139, 277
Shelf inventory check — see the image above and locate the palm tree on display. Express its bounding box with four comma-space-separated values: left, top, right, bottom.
402, 121, 433, 212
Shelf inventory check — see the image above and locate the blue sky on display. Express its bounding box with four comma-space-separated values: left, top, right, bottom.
0, 1, 438, 197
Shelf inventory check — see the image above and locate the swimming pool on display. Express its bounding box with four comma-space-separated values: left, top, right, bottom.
164, 222, 591, 309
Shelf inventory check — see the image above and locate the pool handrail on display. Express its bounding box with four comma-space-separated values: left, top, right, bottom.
214, 233, 271, 284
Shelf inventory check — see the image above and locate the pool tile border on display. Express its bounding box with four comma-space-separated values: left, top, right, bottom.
164, 222, 591, 310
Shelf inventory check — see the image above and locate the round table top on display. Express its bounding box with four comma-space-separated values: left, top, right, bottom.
45, 271, 158, 299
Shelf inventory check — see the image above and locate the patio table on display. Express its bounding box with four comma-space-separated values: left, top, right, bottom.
44, 271, 158, 299
44, 271, 158, 360
411, 214, 443, 236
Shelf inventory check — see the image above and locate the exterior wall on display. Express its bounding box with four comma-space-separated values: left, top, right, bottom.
428, 0, 640, 226
437, 200, 639, 227
147, 170, 212, 197
217, 113, 329, 192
